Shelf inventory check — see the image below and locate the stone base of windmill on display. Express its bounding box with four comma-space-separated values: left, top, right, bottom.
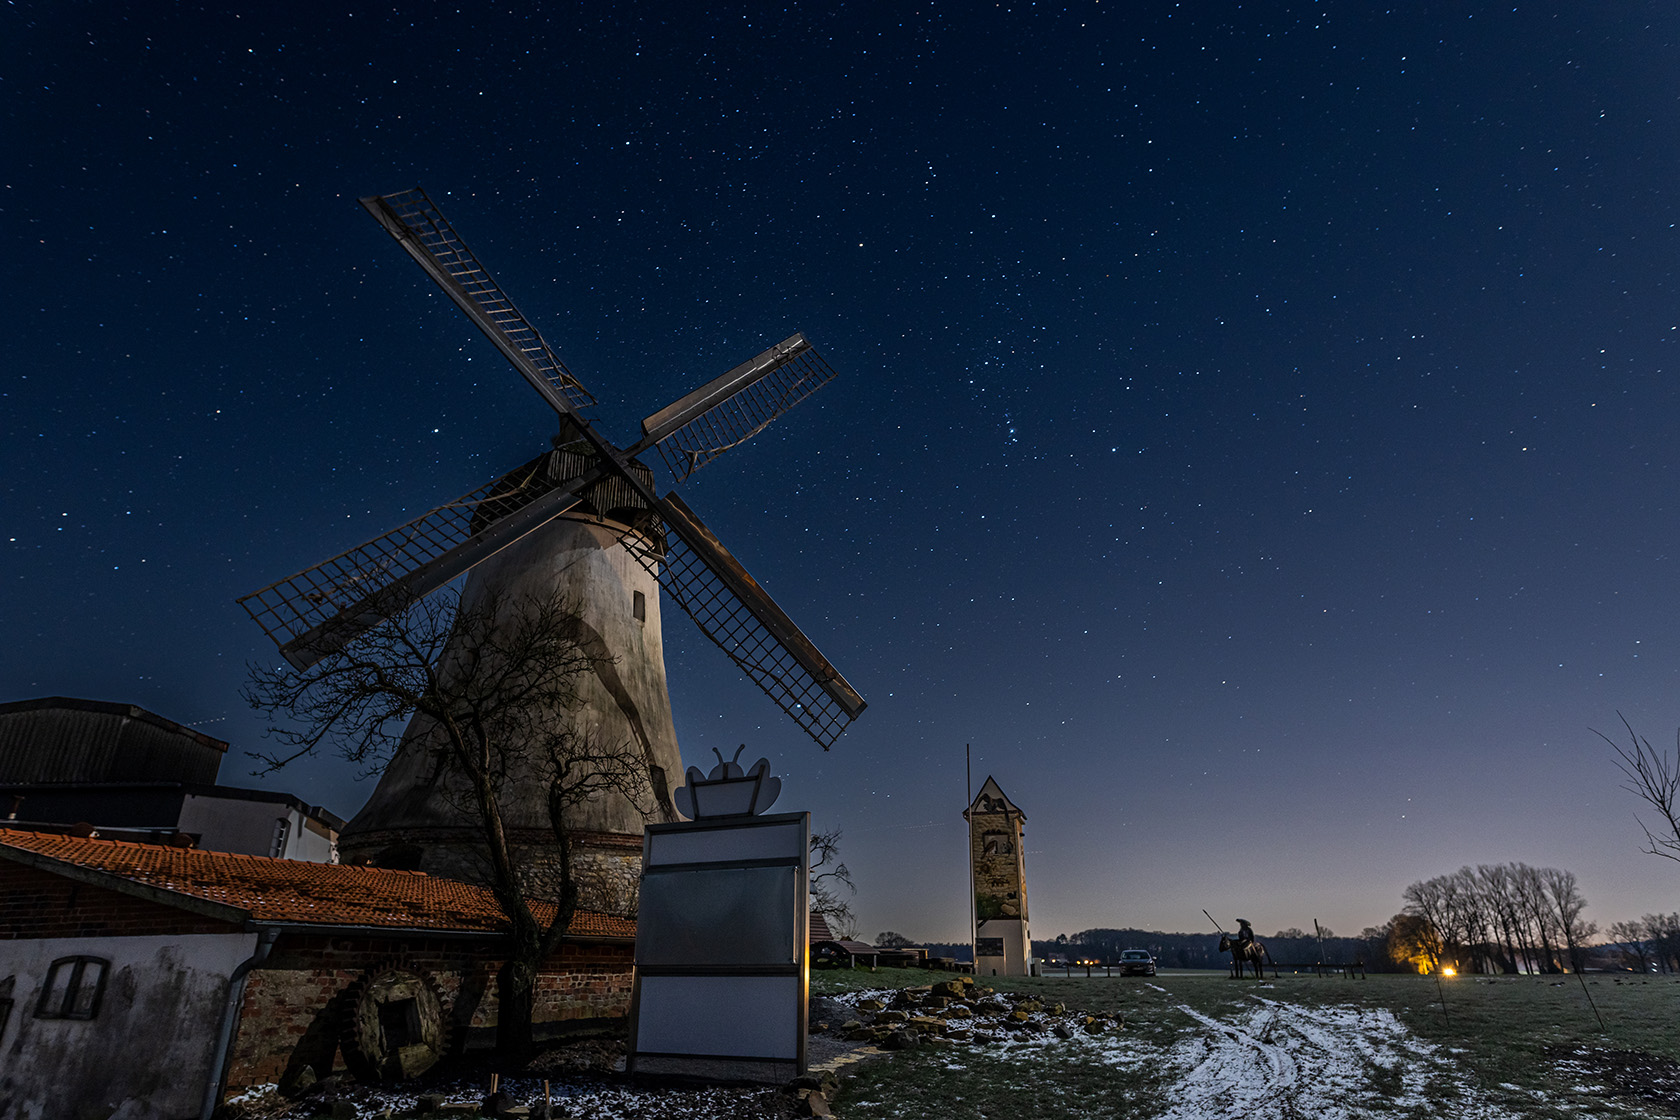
340, 826, 646, 917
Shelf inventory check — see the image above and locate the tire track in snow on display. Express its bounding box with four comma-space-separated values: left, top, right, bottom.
1143, 985, 1529, 1119
1151, 987, 1299, 1117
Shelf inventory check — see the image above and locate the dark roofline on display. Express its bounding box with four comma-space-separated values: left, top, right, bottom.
0, 781, 344, 829
0, 696, 230, 754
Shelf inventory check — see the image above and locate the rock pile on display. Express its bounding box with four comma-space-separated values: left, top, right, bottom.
823, 978, 1122, 1051
784, 1070, 841, 1117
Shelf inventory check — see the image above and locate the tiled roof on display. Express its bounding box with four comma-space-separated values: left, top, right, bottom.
0, 829, 635, 939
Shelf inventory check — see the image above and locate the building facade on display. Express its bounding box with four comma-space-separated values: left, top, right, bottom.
0, 696, 344, 862
0, 829, 634, 1118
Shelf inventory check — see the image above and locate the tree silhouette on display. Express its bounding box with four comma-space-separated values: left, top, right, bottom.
244, 587, 651, 1057
1596, 715, 1680, 865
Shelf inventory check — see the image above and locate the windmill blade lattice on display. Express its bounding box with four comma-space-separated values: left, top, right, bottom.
361, 188, 597, 416
638, 334, 839, 481
239, 459, 592, 669
241, 186, 866, 748
622, 493, 866, 749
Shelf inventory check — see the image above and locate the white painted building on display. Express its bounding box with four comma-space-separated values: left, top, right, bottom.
0, 931, 260, 1120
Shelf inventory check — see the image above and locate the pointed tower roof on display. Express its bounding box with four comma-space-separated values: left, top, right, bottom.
963, 776, 1025, 822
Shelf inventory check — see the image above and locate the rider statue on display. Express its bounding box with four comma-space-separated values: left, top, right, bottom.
1235, 918, 1255, 949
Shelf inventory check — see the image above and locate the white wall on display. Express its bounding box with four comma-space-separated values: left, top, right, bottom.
178, 796, 334, 862
976, 918, 1032, 977
0, 931, 257, 1120
285, 811, 337, 863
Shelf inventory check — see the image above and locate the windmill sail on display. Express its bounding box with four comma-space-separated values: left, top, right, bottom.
637, 334, 839, 481
244, 187, 865, 748
360, 188, 597, 417
621, 492, 866, 749
239, 460, 598, 669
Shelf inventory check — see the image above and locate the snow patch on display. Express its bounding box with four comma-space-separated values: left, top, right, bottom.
1150, 998, 1530, 1120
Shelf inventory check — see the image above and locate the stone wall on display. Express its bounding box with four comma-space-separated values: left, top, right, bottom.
568, 842, 644, 917
225, 931, 636, 1090
339, 828, 645, 918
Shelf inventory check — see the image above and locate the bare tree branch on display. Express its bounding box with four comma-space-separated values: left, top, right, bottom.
1594, 714, 1680, 865
809, 827, 858, 940
243, 586, 650, 1058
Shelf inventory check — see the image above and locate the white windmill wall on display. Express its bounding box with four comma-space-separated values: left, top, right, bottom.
338, 511, 685, 916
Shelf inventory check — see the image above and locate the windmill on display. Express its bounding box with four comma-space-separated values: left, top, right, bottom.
239, 188, 865, 907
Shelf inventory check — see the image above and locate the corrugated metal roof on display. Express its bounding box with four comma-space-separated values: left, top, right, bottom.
0, 697, 227, 784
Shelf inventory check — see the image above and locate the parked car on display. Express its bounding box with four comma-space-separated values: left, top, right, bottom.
1118, 949, 1157, 976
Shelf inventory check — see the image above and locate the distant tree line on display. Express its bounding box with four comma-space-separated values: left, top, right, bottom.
1605, 913, 1680, 973
921, 928, 1402, 970
1040, 928, 1395, 971
1396, 863, 1594, 975
902, 882, 1674, 978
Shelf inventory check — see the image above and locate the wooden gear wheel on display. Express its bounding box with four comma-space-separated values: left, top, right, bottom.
340, 963, 452, 1082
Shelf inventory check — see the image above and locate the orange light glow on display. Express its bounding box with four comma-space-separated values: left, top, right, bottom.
1441, 967, 1457, 977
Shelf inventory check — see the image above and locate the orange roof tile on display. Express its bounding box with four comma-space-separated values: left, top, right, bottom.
0, 829, 635, 940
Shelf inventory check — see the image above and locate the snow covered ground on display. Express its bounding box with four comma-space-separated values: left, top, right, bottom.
832, 982, 1562, 1119
1137, 987, 1541, 1119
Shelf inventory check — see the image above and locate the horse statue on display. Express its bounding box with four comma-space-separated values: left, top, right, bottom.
1218, 932, 1268, 979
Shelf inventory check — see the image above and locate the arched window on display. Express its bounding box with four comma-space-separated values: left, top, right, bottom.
35, 956, 108, 1020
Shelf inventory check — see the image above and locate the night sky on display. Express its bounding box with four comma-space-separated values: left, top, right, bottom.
7, 3, 1680, 943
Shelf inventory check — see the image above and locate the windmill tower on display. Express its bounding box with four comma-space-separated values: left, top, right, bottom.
239, 188, 865, 913
965, 777, 1031, 976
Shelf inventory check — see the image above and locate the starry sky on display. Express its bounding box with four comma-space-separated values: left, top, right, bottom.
7, 2, 1680, 943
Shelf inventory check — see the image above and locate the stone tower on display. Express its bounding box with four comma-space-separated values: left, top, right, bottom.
337, 444, 682, 916
965, 776, 1031, 976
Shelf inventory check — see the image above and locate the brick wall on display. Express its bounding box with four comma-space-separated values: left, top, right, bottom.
0, 861, 239, 938
225, 932, 635, 1090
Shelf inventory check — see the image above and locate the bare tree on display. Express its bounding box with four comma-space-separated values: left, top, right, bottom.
1607, 919, 1652, 972
244, 588, 651, 1058
1513, 863, 1564, 974
1643, 912, 1680, 973
1541, 867, 1596, 973
809, 828, 858, 940
1402, 861, 1596, 975
1595, 715, 1680, 864
1387, 911, 1443, 973
1400, 878, 1452, 973
1476, 864, 1525, 975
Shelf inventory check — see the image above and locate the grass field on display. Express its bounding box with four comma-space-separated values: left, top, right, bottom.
812, 968, 1680, 1119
